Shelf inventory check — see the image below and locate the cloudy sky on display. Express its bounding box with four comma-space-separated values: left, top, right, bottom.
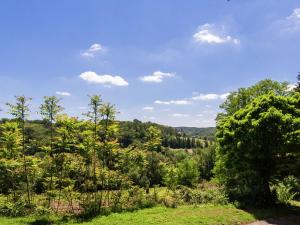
0, 0, 299, 127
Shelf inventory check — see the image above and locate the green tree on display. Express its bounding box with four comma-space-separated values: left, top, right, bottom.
0, 121, 23, 197
163, 165, 179, 191
145, 126, 162, 152
219, 79, 289, 116
145, 126, 163, 188
40, 96, 63, 205
6, 96, 32, 204
86, 95, 102, 202
214, 92, 300, 206
54, 114, 81, 212
100, 102, 118, 206
177, 159, 199, 187
0, 121, 22, 159
196, 145, 216, 180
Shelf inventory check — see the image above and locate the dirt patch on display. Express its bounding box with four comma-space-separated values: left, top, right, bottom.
50, 200, 83, 214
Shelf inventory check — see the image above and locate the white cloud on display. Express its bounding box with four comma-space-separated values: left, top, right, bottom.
275, 8, 300, 34
81, 43, 106, 58
193, 23, 240, 45
196, 114, 203, 117
79, 71, 129, 87
287, 83, 297, 91
191, 93, 229, 101
140, 71, 175, 83
143, 106, 154, 111
56, 91, 71, 96
220, 93, 230, 100
172, 113, 189, 118
154, 99, 191, 105
285, 8, 300, 32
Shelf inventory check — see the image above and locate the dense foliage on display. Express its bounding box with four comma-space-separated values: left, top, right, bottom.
0, 78, 299, 218
215, 79, 300, 206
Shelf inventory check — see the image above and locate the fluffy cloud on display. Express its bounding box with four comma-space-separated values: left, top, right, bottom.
154, 99, 191, 105
172, 113, 189, 118
79, 71, 129, 86
81, 43, 106, 57
274, 8, 300, 34
283, 8, 300, 32
193, 23, 240, 45
191, 93, 229, 101
143, 106, 154, 111
140, 71, 175, 83
287, 83, 297, 91
56, 91, 71, 96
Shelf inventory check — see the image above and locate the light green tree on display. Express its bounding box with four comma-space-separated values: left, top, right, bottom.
86, 95, 102, 204
0, 121, 22, 159
40, 96, 63, 205
6, 95, 32, 204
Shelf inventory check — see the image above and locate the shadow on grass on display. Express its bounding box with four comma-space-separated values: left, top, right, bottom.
28, 218, 54, 225
26, 216, 70, 225
242, 203, 300, 225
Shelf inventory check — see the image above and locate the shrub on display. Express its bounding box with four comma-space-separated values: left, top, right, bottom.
282, 176, 300, 200
127, 186, 156, 210
162, 195, 177, 208
0, 199, 36, 217
275, 182, 297, 205
177, 185, 228, 205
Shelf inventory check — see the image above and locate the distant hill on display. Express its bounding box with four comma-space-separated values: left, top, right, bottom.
175, 127, 216, 138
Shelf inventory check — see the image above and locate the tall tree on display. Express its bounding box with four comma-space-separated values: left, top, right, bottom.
145, 126, 162, 188
100, 102, 118, 205
6, 95, 32, 204
86, 95, 102, 204
215, 92, 300, 206
40, 96, 63, 205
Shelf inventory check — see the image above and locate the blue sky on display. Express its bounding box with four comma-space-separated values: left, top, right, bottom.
0, 0, 299, 127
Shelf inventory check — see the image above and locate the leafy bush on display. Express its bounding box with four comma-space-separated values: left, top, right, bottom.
0, 199, 36, 217
162, 195, 177, 208
282, 176, 300, 200
177, 185, 228, 205
275, 182, 297, 205
127, 187, 156, 211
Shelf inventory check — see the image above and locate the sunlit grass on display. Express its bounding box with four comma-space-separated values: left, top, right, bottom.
1, 201, 299, 225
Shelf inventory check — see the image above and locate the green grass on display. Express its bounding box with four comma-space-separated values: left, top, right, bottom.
78, 205, 255, 225
0, 202, 299, 225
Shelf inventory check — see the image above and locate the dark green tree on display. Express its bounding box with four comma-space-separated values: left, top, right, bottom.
215, 92, 300, 206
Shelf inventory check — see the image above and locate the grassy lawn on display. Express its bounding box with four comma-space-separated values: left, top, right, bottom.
0, 202, 299, 225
